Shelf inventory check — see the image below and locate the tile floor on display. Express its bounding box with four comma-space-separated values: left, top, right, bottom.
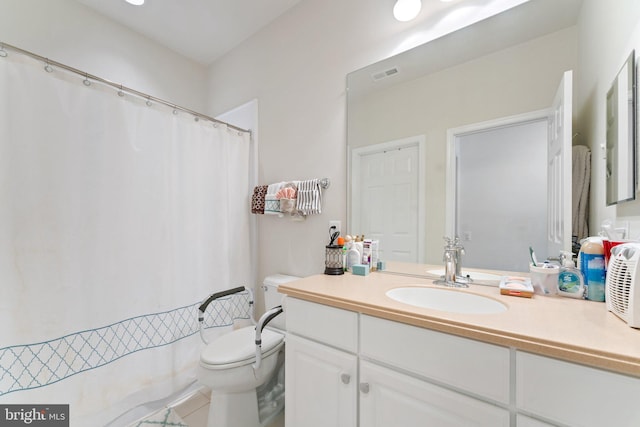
171, 386, 284, 427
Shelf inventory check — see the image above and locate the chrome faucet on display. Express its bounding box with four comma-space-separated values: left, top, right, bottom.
434, 236, 470, 287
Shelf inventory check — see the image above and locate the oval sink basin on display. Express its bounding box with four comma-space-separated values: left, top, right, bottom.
427, 269, 501, 282
386, 287, 507, 314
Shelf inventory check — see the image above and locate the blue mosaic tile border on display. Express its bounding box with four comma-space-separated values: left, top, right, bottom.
0, 291, 252, 396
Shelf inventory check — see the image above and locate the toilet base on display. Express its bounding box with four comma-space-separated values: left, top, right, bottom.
208, 389, 260, 427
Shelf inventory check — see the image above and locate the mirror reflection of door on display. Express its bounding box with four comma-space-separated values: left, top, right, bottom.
448, 71, 572, 272
454, 119, 548, 272
351, 136, 425, 262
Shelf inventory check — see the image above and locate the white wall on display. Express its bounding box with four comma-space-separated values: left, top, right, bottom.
577, 0, 640, 239
1, 0, 207, 112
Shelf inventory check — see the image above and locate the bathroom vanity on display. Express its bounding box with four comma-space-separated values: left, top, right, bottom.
279, 268, 640, 427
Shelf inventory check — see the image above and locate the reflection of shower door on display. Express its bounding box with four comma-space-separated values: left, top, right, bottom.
455, 119, 548, 272
447, 71, 573, 272
351, 136, 425, 263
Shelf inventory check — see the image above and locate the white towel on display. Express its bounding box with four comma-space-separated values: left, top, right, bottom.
572, 145, 591, 241
296, 179, 322, 215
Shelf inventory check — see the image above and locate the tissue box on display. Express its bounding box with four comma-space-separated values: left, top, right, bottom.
352, 264, 370, 276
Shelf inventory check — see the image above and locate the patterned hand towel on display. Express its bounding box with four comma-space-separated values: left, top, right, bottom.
251, 185, 268, 214
296, 179, 322, 215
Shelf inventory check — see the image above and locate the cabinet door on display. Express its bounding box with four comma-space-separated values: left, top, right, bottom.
359, 361, 510, 427
285, 334, 357, 427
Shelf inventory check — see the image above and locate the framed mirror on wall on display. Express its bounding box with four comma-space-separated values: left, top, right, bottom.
606, 50, 636, 206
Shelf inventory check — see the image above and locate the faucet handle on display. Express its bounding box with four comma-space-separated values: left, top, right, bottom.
443, 236, 457, 249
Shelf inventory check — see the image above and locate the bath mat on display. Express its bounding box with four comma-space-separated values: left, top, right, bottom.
131, 407, 188, 427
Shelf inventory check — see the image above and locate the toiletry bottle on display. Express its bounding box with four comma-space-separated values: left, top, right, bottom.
346, 245, 360, 272
338, 237, 347, 272
557, 251, 585, 299
354, 239, 364, 264
579, 237, 606, 301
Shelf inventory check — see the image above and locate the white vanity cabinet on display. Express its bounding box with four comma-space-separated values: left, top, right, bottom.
284, 296, 640, 426
285, 297, 510, 426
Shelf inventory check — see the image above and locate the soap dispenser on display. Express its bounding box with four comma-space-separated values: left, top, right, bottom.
557, 251, 585, 299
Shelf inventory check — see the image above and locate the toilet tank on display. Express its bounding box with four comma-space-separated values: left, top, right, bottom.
263, 274, 300, 331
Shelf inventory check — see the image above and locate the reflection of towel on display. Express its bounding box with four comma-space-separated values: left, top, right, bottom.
251, 185, 268, 214
265, 182, 285, 215
296, 179, 322, 215
572, 145, 591, 240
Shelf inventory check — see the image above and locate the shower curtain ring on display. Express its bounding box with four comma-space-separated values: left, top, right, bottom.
117, 84, 125, 97
44, 59, 53, 73
83, 74, 91, 87
0, 45, 8, 58
146, 97, 152, 107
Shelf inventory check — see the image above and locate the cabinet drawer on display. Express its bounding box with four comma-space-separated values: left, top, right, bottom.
516, 351, 640, 427
285, 297, 358, 352
360, 315, 510, 404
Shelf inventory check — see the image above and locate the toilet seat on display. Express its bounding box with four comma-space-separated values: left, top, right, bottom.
200, 326, 284, 370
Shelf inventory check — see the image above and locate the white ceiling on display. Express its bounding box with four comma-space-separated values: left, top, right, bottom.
74, 0, 303, 65
74, 0, 501, 66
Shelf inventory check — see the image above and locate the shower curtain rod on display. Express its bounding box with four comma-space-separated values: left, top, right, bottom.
0, 41, 249, 134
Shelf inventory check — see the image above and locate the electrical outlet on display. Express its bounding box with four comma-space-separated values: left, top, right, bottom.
329, 220, 342, 236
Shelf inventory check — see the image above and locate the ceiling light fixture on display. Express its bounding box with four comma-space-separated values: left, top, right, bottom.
125, 0, 145, 5
393, 0, 422, 22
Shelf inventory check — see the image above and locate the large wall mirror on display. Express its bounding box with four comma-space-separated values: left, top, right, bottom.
347, 0, 581, 273
606, 50, 636, 206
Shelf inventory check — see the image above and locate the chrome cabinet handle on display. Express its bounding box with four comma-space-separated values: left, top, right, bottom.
359, 382, 370, 393
340, 373, 351, 384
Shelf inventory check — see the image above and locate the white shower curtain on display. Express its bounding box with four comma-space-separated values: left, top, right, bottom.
0, 52, 254, 424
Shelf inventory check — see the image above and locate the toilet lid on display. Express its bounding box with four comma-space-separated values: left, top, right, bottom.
200, 326, 284, 366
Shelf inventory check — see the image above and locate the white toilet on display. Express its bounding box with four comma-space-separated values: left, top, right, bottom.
197, 274, 299, 427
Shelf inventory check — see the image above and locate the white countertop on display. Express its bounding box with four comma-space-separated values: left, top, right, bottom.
278, 265, 640, 378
